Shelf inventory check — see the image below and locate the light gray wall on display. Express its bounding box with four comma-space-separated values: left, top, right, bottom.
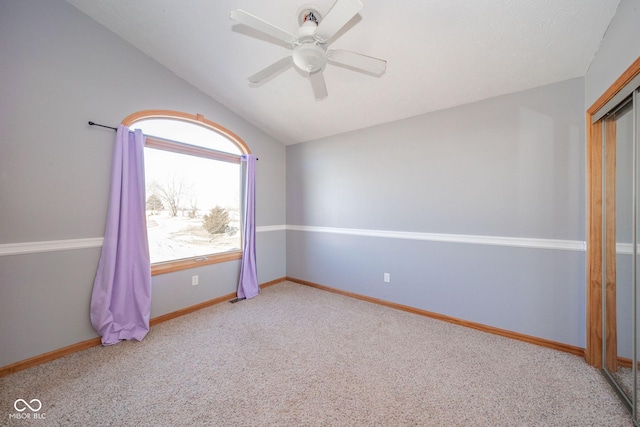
585, 0, 640, 108
0, 0, 286, 367
287, 78, 587, 347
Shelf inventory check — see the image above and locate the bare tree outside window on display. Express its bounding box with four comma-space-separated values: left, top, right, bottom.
149, 176, 191, 218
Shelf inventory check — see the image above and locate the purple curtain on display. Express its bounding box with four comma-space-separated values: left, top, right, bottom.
237, 154, 259, 299
90, 125, 152, 345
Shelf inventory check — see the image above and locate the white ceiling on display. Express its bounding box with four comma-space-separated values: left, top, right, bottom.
65, 0, 620, 145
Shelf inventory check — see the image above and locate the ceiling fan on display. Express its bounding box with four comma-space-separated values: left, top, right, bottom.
230, 0, 387, 99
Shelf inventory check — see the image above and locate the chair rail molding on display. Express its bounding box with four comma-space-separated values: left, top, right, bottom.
286, 225, 585, 252
0, 226, 288, 257
1, 225, 585, 257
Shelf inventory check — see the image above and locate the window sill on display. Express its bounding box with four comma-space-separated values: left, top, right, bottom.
151, 250, 242, 275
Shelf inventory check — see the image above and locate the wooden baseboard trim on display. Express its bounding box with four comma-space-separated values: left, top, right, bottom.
286, 276, 585, 358
0, 337, 103, 378
0, 277, 288, 378
148, 291, 237, 326
616, 356, 640, 370
259, 277, 287, 289
150, 277, 284, 326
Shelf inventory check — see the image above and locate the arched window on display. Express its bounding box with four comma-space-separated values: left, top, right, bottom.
122, 110, 251, 275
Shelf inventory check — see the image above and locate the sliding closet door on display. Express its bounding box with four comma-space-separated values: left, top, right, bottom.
635, 89, 640, 425
587, 57, 640, 424
603, 100, 635, 407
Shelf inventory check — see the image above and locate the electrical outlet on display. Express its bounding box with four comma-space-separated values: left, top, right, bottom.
192, 275, 199, 286
384, 273, 390, 283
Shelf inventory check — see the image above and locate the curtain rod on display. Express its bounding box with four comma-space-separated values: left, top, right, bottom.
88, 121, 118, 131
88, 121, 258, 160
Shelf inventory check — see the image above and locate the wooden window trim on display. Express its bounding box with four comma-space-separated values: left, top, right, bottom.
151, 251, 242, 275
145, 136, 242, 164
122, 110, 251, 155
123, 110, 250, 276
586, 56, 640, 367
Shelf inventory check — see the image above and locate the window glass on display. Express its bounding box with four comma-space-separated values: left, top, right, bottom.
129, 116, 244, 267
133, 119, 242, 154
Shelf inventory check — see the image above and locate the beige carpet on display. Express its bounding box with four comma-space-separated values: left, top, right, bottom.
0, 281, 633, 426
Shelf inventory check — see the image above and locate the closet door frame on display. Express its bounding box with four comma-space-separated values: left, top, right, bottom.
587, 56, 640, 368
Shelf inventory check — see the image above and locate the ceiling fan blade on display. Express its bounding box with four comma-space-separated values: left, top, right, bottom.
315, 0, 363, 43
230, 9, 297, 45
309, 71, 328, 99
327, 49, 387, 76
248, 56, 293, 84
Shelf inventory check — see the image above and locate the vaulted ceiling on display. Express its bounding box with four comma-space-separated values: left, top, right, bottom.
66, 0, 620, 145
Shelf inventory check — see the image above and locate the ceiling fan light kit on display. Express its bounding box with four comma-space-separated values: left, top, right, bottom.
293, 42, 326, 73
230, 0, 387, 100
